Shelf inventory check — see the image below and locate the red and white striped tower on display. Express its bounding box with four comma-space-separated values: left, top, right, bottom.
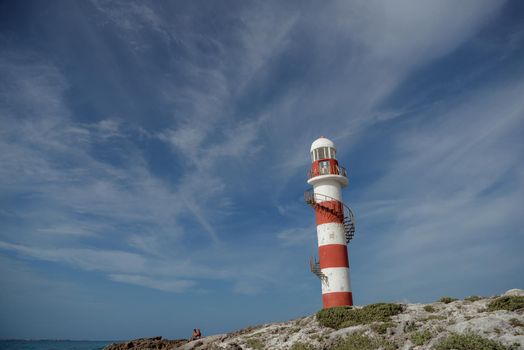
305, 137, 355, 308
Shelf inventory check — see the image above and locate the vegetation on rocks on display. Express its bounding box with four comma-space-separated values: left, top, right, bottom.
316, 303, 404, 329
403, 320, 418, 333
245, 337, 264, 350
433, 332, 518, 350
465, 295, 482, 302
424, 305, 436, 312
410, 329, 433, 346
370, 321, 395, 334
289, 342, 315, 350
439, 296, 458, 304
488, 296, 524, 312
331, 332, 396, 350
105, 289, 524, 350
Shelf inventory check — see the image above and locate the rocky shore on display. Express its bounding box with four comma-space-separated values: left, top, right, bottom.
104, 289, 524, 350
104, 336, 188, 350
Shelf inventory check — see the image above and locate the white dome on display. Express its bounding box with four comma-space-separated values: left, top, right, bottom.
310, 137, 335, 152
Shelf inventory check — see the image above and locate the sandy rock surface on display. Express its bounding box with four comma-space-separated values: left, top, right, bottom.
105, 289, 524, 350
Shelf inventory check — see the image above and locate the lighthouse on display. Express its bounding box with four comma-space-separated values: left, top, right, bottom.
305, 136, 356, 308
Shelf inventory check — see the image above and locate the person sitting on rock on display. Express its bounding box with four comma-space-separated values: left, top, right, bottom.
190, 328, 201, 341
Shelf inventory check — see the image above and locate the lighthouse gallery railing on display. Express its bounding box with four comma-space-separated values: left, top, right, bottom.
307, 165, 347, 179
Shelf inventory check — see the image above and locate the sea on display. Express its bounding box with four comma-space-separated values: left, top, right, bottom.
0, 341, 113, 350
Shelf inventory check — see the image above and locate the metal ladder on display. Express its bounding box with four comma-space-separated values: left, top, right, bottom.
309, 256, 328, 284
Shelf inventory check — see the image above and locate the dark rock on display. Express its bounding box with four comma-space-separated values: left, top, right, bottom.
104, 337, 187, 350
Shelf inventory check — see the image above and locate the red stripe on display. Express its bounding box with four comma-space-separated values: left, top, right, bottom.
323, 292, 353, 308
319, 244, 348, 268
315, 200, 343, 224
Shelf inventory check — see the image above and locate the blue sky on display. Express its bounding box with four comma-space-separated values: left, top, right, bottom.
1, 0, 524, 341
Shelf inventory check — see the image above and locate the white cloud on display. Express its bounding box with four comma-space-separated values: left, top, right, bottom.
0, 241, 147, 274
336, 0, 503, 65
351, 76, 524, 298
108, 274, 196, 293
249, 0, 507, 189
1, 0, 520, 303
276, 227, 314, 247
91, 119, 123, 139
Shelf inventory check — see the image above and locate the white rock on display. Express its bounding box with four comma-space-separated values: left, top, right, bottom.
504, 289, 524, 297
175, 293, 524, 350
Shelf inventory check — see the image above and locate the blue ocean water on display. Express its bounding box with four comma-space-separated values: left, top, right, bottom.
0, 341, 112, 350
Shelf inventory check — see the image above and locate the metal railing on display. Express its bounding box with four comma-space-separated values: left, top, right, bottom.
307, 165, 347, 179
310, 256, 328, 284
304, 189, 356, 243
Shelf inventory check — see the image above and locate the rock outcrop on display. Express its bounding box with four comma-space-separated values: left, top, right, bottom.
104, 289, 524, 350
104, 336, 188, 350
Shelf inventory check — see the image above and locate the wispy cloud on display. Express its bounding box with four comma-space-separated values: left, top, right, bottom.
0, 241, 147, 274
108, 274, 196, 293
0, 0, 522, 314
352, 75, 524, 299
276, 227, 314, 247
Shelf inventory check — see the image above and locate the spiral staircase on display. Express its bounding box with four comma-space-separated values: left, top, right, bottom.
305, 189, 356, 283
304, 189, 356, 243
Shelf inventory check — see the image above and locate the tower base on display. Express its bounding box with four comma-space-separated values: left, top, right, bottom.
322, 292, 353, 308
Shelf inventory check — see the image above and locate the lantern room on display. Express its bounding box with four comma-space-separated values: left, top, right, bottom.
310, 137, 337, 162
308, 137, 348, 185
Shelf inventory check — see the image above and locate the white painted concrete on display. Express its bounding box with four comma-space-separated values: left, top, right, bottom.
321, 267, 351, 294
313, 181, 342, 201
317, 223, 346, 246
308, 174, 348, 187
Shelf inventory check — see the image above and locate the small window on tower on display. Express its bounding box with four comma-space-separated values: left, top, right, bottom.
319, 160, 329, 175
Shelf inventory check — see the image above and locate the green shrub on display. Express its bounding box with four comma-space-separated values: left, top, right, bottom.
290, 342, 315, 350
439, 297, 458, 304
245, 338, 264, 350
370, 321, 395, 334
465, 295, 482, 302
487, 296, 524, 312
410, 330, 433, 346
421, 314, 447, 322
362, 303, 404, 320
331, 332, 396, 350
316, 306, 353, 329
432, 332, 517, 350
424, 305, 436, 312
316, 303, 404, 329
331, 332, 376, 350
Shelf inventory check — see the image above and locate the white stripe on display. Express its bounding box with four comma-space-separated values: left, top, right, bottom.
313, 181, 342, 202
317, 223, 346, 246
321, 267, 351, 294
308, 174, 348, 187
